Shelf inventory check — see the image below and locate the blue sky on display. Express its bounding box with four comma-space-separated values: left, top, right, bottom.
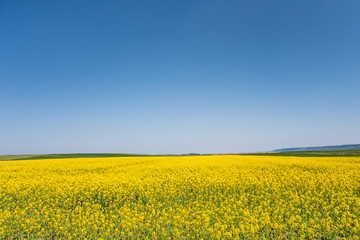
1, 0, 360, 154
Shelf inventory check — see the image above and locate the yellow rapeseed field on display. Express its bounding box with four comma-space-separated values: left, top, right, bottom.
1, 155, 360, 239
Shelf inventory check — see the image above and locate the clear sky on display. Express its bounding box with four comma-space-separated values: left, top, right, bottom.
1, 0, 360, 155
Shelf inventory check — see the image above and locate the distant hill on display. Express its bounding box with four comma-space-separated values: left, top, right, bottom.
273, 144, 360, 152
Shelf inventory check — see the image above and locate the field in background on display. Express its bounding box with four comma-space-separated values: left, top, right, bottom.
1, 155, 360, 239
0, 155, 35, 161
247, 149, 360, 157
1, 149, 360, 162
0, 153, 150, 161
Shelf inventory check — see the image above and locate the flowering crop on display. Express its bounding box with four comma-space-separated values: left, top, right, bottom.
0, 155, 360, 239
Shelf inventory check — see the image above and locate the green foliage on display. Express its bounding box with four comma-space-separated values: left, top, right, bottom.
0, 153, 150, 161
